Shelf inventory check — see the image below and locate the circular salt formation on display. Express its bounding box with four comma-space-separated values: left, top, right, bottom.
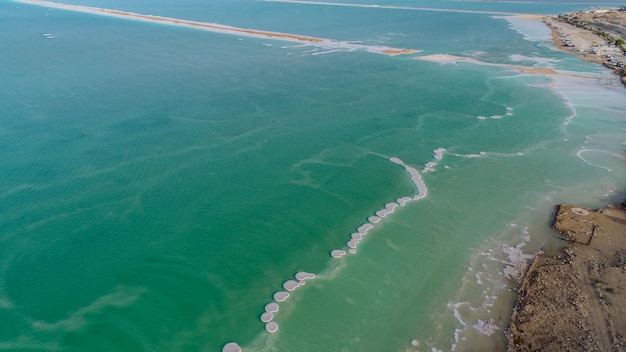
389, 157, 403, 165
571, 207, 589, 216
331, 249, 346, 258
265, 322, 279, 333
350, 232, 362, 240
376, 209, 388, 218
295, 272, 315, 281
368, 216, 381, 223
222, 342, 242, 352
410, 339, 419, 346
385, 202, 398, 211
347, 239, 358, 249
348, 249, 356, 254
357, 223, 373, 234
260, 312, 273, 323
283, 280, 299, 291
273, 291, 290, 302
265, 302, 279, 313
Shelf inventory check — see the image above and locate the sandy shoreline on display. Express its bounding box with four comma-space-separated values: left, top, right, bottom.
506, 201, 626, 351
543, 12, 626, 86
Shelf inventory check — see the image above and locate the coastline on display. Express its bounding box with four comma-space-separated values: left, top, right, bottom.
542, 11, 626, 87
505, 12, 626, 351
506, 200, 626, 351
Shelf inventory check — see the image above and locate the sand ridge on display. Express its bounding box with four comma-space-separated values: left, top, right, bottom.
15, 0, 418, 56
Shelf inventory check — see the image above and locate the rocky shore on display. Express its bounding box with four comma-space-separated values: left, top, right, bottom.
507, 201, 626, 351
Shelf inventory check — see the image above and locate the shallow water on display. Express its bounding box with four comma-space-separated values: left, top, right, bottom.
1, 0, 625, 351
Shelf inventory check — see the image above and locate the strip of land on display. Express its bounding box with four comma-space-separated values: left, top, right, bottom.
507, 201, 626, 351
15, 0, 418, 56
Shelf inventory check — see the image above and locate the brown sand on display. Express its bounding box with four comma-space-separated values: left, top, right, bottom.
381, 48, 419, 56
507, 201, 626, 352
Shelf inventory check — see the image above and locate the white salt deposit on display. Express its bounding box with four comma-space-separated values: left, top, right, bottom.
261, 312, 273, 322
350, 233, 362, 240
331, 249, 347, 258
295, 272, 316, 280
376, 209, 390, 217
397, 196, 411, 206
222, 342, 241, 352
283, 280, 300, 291
433, 148, 446, 160
357, 223, 373, 234
368, 215, 381, 223
265, 322, 279, 333
265, 302, 279, 313
571, 207, 589, 216
348, 249, 356, 254
273, 291, 290, 302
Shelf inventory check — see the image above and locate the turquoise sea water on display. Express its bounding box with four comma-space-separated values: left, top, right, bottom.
1, 0, 625, 351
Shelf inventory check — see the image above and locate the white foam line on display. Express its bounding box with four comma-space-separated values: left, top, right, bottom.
549, 83, 577, 126
576, 148, 622, 172
261, 0, 530, 16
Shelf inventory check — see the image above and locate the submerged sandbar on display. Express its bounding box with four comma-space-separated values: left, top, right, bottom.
415, 54, 593, 79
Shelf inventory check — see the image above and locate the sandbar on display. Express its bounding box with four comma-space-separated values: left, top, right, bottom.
15, 0, 417, 56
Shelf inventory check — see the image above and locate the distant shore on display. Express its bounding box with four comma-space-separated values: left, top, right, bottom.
506, 200, 626, 351
543, 8, 626, 87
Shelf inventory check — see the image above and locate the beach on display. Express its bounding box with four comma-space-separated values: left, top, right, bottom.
543, 9, 626, 85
